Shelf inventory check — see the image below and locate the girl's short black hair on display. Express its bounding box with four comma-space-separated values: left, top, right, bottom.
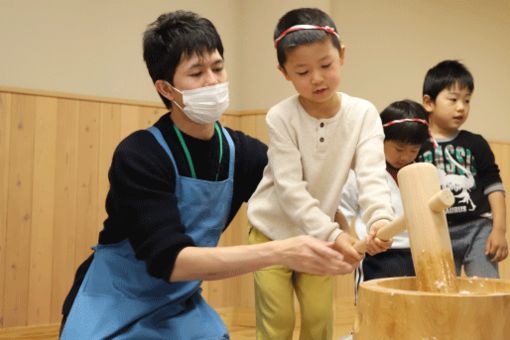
274, 8, 341, 67
381, 100, 430, 145
422, 60, 474, 101
143, 10, 224, 108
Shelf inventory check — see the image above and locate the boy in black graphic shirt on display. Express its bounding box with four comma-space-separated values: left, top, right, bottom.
418, 60, 507, 278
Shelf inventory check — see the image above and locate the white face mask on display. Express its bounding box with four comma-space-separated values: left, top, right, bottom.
168, 82, 230, 124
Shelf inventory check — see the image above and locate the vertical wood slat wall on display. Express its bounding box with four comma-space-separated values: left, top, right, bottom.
0, 87, 508, 328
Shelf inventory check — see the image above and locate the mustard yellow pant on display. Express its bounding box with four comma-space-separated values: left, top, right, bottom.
248, 227, 333, 340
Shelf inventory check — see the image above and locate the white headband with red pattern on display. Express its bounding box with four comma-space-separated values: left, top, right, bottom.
382, 118, 438, 148
274, 24, 340, 47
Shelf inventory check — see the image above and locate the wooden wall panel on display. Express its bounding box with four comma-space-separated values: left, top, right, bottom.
0, 87, 509, 329
238, 112, 268, 144
27, 97, 57, 324
50, 99, 79, 322
0, 92, 12, 327
119, 105, 141, 142
4, 94, 36, 326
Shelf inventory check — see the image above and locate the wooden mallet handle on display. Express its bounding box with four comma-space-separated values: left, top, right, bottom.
352, 216, 406, 254
428, 189, 454, 212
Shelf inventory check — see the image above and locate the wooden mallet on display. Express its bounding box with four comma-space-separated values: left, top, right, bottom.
352, 163, 456, 293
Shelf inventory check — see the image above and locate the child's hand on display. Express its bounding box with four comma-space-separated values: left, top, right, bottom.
485, 228, 508, 262
365, 220, 393, 256
334, 232, 364, 265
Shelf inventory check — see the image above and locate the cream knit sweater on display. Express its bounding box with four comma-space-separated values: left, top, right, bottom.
247, 93, 394, 242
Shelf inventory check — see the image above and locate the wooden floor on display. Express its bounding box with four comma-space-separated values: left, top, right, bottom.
0, 323, 353, 339
0, 303, 355, 339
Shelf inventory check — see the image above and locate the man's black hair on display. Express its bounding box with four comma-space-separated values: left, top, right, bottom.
143, 10, 224, 108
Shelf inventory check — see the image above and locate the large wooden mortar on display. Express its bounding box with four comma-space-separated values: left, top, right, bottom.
353, 277, 510, 339
353, 163, 510, 339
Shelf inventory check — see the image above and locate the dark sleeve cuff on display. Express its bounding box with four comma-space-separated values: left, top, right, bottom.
134, 231, 196, 281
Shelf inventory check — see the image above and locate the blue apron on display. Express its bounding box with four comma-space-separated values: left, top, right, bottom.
61, 125, 235, 339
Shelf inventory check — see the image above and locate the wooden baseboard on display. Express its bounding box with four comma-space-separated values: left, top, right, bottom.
0, 323, 59, 339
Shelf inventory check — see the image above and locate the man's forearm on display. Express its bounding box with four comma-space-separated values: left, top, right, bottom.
170, 243, 276, 282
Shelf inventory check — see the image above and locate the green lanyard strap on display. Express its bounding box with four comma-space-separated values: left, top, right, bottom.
173, 122, 223, 180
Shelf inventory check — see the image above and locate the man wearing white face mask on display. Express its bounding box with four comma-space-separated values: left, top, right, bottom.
59, 10, 355, 339
167, 81, 230, 124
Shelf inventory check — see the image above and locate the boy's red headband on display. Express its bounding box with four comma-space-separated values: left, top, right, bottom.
382, 118, 438, 148
274, 24, 340, 47
382, 118, 428, 128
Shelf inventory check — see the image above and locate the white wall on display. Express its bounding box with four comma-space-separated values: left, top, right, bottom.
1, 0, 509, 141
0, 0, 242, 106
331, 0, 510, 142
